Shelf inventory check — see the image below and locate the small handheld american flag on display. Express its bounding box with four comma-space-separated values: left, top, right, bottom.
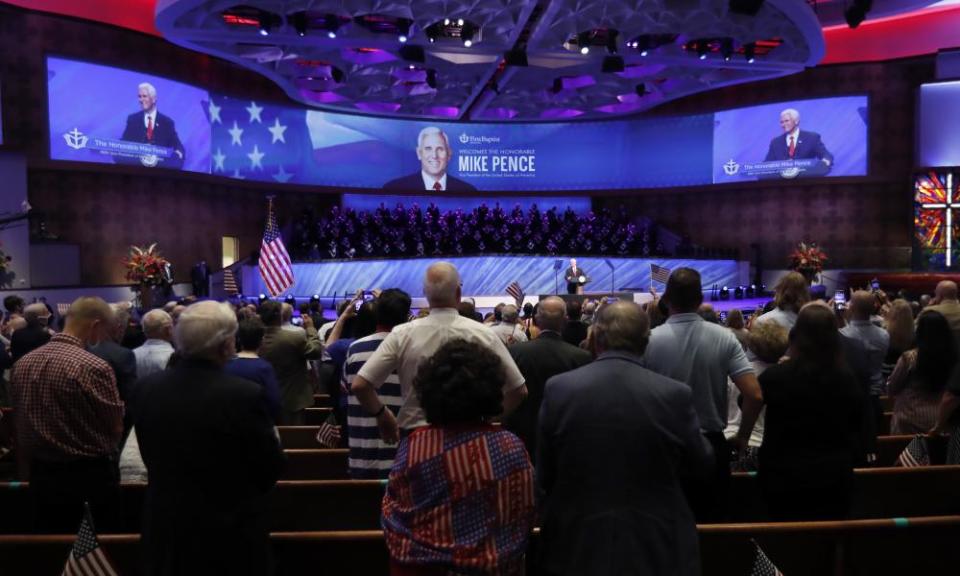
897, 435, 930, 467
316, 414, 342, 448
259, 196, 294, 297
650, 263, 671, 285
61, 503, 119, 576
505, 281, 525, 306
749, 540, 783, 576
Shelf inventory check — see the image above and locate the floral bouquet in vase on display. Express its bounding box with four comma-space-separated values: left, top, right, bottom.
123, 244, 170, 308
789, 242, 828, 284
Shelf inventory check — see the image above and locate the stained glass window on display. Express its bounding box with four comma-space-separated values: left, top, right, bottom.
915, 172, 959, 269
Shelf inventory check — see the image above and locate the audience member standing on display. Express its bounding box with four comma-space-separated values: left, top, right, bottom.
840, 291, 890, 432
505, 296, 592, 456
351, 262, 527, 442
491, 304, 528, 345
561, 300, 588, 347
133, 302, 283, 576
224, 317, 281, 422
887, 311, 956, 434
10, 303, 53, 362
883, 299, 915, 382
258, 300, 323, 425
383, 339, 535, 576
754, 272, 809, 330
538, 302, 712, 576
11, 297, 123, 532
759, 303, 864, 520
921, 280, 960, 352
344, 289, 411, 479
133, 309, 175, 378
642, 268, 762, 521
91, 304, 139, 440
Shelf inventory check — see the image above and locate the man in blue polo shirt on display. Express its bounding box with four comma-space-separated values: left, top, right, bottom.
643, 267, 763, 522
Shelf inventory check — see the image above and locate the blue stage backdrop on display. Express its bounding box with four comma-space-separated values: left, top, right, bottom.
341, 194, 593, 214
47, 56, 870, 192
250, 256, 742, 298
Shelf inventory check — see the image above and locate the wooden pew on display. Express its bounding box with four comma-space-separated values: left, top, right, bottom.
3, 515, 958, 576
279, 426, 322, 449
2, 465, 960, 534
283, 449, 348, 480
312, 394, 331, 407
304, 407, 333, 425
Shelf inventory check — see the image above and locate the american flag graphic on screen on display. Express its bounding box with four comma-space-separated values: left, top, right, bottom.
259, 197, 294, 296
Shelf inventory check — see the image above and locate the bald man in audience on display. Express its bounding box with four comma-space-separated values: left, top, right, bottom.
505, 296, 591, 456
133, 309, 174, 378
351, 261, 527, 443
132, 302, 282, 575
538, 302, 712, 576
10, 302, 52, 362
491, 304, 528, 345
921, 281, 960, 351
11, 297, 123, 532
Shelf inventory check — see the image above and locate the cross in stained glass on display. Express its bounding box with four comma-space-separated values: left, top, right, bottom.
915, 172, 958, 268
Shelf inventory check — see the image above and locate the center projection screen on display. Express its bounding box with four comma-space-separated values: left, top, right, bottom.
47, 56, 869, 190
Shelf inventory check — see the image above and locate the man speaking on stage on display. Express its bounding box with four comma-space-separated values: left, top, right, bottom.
383, 127, 477, 192
763, 108, 833, 174
564, 258, 589, 295
120, 82, 185, 169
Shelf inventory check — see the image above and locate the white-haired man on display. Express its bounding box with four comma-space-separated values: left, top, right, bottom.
120, 81, 185, 168
764, 108, 833, 171
383, 127, 477, 192
351, 262, 526, 442
491, 304, 528, 345
133, 309, 175, 378
132, 301, 283, 574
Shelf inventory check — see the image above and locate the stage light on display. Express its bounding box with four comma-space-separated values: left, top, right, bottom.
845, 0, 872, 28
735, 286, 745, 299
398, 34, 408, 43
457, 18, 464, 26
258, 25, 270, 36
463, 39, 472, 47
640, 49, 648, 57
729, 0, 765, 16
284, 294, 296, 306
444, 18, 450, 26
291, 12, 307, 36
327, 30, 337, 39
720, 286, 730, 300
258, 293, 268, 304
428, 36, 435, 43
602, 55, 624, 73
746, 284, 756, 298
311, 294, 320, 301
721, 38, 734, 61
744, 43, 756, 63
580, 46, 590, 55
696, 41, 708, 60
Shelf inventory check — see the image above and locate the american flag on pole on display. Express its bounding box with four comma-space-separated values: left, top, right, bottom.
61, 504, 119, 576
650, 263, 672, 284
749, 540, 784, 576
505, 281, 525, 306
259, 197, 294, 296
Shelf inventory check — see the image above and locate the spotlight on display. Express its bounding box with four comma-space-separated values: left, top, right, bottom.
640, 49, 648, 57
463, 39, 472, 47
580, 46, 590, 55
746, 284, 756, 298
720, 286, 730, 301
398, 34, 408, 43
311, 294, 320, 301
327, 30, 337, 39
696, 41, 708, 60
258, 293, 268, 303
845, 0, 872, 28
729, 0, 765, 16
259, 24, 270, 36
744, 43, 756, 63
601, 55, 624, 73
428, 36, 435, 43
721, 38, 734, 61
734, 286, 745, 299
291, 12, 307, 36
444, 18, 450, 26
284, 294, 296, 305
457, 18, 464, 26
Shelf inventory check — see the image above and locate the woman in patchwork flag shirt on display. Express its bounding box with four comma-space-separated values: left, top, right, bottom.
382, 339, 536, 576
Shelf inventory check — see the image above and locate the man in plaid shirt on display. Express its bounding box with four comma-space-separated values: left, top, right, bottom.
11, 297, 124, 532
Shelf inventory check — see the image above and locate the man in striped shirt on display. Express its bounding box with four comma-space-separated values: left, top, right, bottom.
343, 289, 412, 478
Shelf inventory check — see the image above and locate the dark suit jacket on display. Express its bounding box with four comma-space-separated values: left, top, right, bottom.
563, 266, 587, 294
91, 340, 139, 443
132, 358, 283, 576
764, 129, 833, 168
259, 326, 323, 413
505, 331, 592, 456
537, 351, 712, 576
10, 325, 51, 363
121, 111, 185, 169
382, 172, 477, 192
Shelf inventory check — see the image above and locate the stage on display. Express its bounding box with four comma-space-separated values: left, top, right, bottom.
240, 255, 749, 308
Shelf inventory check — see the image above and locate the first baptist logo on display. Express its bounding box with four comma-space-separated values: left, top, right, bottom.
64, 128, 89, 150
458, 132, 470, 144
723, 159, 740, 176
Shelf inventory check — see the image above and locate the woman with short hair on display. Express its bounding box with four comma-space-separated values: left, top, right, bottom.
382, 339, 536, 576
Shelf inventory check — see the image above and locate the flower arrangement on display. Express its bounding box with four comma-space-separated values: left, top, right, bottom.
789, 242, 828, 280
0, 243, 11, 274
123, 243, 170, 286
